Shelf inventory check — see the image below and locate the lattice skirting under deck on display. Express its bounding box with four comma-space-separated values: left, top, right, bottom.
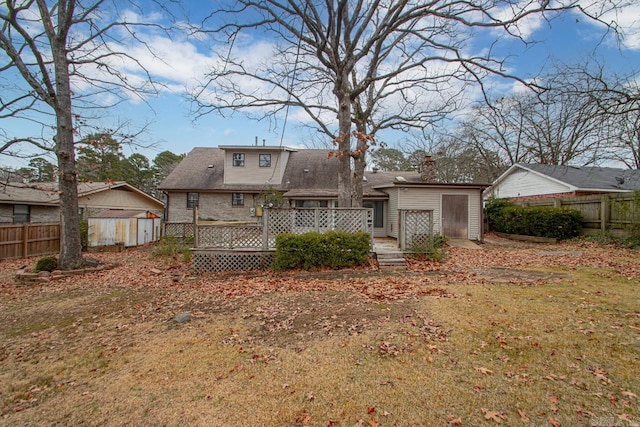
192, 249, 275, 273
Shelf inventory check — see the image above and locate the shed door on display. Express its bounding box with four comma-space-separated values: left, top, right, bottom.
137, 218, 154, 245
442, 195, 468, 238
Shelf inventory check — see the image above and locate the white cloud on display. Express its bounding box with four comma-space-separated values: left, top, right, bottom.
586, 1, 640, 50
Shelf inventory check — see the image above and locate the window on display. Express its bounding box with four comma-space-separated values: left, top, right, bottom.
232, 193, 244, 207
232, 153, 245, 167
187, 192, 199, 208
259, 153, 271, 167
14, 204, 30, 223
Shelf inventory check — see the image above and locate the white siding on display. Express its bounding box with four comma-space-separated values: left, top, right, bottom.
386, 190, 399, 238
394, 188, 483, 240
492, 169, 570, 199
224, 150, 286, 185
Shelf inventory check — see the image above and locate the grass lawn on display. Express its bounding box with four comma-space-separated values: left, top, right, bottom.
0, 237, 638, 426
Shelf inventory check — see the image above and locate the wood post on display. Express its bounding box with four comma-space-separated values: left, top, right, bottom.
22, 223, 29, 259
601, 195, 610, 233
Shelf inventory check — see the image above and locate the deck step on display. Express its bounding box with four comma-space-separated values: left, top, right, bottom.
376, 251, 407, 269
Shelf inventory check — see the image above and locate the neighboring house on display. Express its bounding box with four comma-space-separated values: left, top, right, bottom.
0, 181, 164, 224
159, 145, 488, 240
485, 163, 640, 201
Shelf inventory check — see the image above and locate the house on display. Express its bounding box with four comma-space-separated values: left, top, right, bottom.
0, 181, 164, 223
159, 145, 488, 241
485, 163, 640, 201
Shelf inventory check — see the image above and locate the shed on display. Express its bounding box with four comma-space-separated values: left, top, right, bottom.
88, 210, 161, 248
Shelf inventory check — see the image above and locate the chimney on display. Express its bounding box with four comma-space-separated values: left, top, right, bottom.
420, 155, 437, 183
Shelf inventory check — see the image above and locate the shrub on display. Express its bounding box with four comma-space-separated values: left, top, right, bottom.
485, 198, 515, 232
35, 256, 58, 272
79, 218, 88, 250
271, 231, 371, 271
494, 205, 582, 240
409, 233, 447, 262
152, 235, 192, 261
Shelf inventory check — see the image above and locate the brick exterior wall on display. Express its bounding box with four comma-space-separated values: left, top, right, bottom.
0, 204, 59, 223
166, 192, 261, 222
509, 191, 608, 203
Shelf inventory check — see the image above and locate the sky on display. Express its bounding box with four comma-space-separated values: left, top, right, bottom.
2, 0, 640, 170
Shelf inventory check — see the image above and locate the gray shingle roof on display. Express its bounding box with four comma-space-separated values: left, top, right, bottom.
158, 147, 431, 197
0, 181, 163, 206
522, 164, 640, 191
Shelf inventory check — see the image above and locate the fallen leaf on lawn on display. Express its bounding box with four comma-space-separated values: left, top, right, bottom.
368, 419, 378, 427
622, 391, 638, 399
475, 366, 493, 375
447, 414, 462, 426
367, 407, 376, 414
618, 413, 635, 421
517, 409, 530, 423
306, 391, 315, 401
549, 416, 560, 427
482, 408, 506, 423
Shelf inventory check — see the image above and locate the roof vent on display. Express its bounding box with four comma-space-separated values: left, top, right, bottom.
396, 176, 407, 182
207, 164, 214, 169
303, 169, 309, 174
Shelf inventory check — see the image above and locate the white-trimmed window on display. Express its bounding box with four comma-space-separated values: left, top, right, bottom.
232, 193, 244, 207
259, 153, 271, 167
232, 153, 245, 167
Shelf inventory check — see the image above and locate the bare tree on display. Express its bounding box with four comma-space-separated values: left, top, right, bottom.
0, 1, 175, 268
564, 63, 640, 168
404, 131, 507, 183
192, 0, 620, 206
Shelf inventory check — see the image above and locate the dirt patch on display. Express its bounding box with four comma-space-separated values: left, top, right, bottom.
196, 291, 450, 352
470, 267, 570, 285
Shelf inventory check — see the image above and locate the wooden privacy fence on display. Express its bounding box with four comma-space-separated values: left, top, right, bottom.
0, 223, 61, 260
518, 192, 640, 236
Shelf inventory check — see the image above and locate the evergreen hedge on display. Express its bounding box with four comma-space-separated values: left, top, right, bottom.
485, 199, 582, 240
271, 231, 371, 271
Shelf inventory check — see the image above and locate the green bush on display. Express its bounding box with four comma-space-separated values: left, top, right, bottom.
79, 218, 88, 250
485, 198, 515, 232
35, 256, 58, 272
271, 231, 371, 271
152, 235, 192, 261
491, 204, 582, 240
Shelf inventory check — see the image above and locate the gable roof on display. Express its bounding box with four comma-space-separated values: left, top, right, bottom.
159, 147, 449, 198
0, 181, 163, 207
487, 163, 640, 197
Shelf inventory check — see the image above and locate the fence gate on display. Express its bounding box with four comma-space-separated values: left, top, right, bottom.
399, 210, 434, 251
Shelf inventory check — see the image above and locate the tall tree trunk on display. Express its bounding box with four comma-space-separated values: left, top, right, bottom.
336, 91, 352, 207
351, 123, 367, 208
52, 33, 83, 269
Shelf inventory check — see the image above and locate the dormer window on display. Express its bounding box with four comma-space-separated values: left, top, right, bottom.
232, 153, 245, 167
259, 153, 271, 167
